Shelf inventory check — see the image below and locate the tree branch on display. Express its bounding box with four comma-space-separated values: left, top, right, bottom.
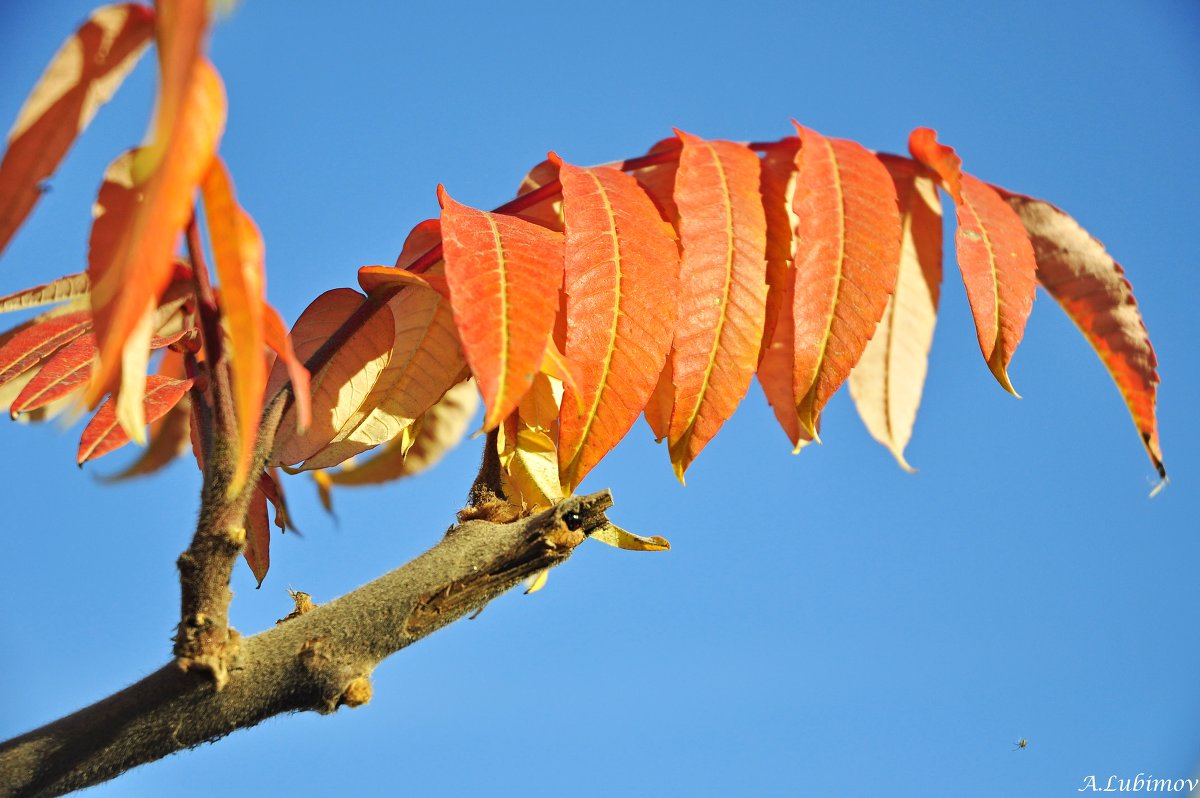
172, 396, 285, 686
0, 490, 615, 798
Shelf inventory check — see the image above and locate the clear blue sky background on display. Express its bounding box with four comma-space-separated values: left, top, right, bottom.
1, 2, 1198, 796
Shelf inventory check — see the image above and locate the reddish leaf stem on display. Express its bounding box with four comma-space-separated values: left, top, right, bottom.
185, 215, 236, 443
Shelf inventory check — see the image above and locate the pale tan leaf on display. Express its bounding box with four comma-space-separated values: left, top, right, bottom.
848, 156, 943, 471
328, 379, 479, 486
269, 288, 394, 467
296, 273, 466, 471
590, 523, 671, 552
0, 273, 90, 313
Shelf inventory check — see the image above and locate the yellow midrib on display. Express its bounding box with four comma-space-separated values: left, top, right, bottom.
682, 142, 737, 444
484, 213, 508, 419
807, 136, 846, 406
567, 171, 622, 484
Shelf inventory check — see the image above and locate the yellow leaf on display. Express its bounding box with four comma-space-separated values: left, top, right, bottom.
498, 373, 563, 509
524, 568, 551, 595
590, 522, 671, 552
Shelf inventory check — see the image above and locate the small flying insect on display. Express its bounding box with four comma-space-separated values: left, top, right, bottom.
1013, 738, 1028, 751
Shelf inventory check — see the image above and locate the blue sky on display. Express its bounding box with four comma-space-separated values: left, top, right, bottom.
1, 2, 1198, 796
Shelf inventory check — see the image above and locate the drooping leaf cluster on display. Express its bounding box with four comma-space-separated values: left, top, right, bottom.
0, 3, 1165, 585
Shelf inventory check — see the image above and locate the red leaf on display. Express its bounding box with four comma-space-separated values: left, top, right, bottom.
438, 185, 564, 430
998, 188, 1165, 478
790, 123, 902, 440
77, 374, 193, 464
10, 333, 96, 415
0, 310, 91, 390
100, 393, 192, 481
0, 4, 154, 256
10, 323, 190, 418
908, 128, 1036, 394
258, 467, 292, 532
555, 156, 679, 491
666, 131, 768, 480
242, 481, 270, 587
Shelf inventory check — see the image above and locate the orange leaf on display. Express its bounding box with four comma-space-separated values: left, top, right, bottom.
907, 127, 963, 203
642, 358, 673, 444
77, 374, 192, 464
630, 137, 683, 226
997, 188, 1165, 479
848, 155, 944, 470
263, 304, 311, 430
755, 138, 814, 451
0, 4, 154, 256
150, 1, 210, 155
665, 131, 768, 481
86, 57, 225, 415
438, 185, 564, 431
513, 157, 564, 231
200, 156, 266, 494
0, 310, 91, 391
395, 218, 443, 271
554, 157, 679, 492
758, 138, 800, 360
908, 128, 1036, 394
756, 256, 812, 451
358, 218, 452, 298
357, 266, 450, 299
268, 288, 394, 467
791, 123, 902, 439
328, 378, 479, 486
